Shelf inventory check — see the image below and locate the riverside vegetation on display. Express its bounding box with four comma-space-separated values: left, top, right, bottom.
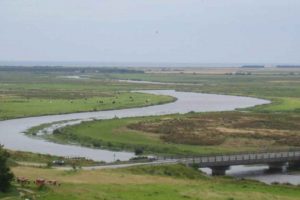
27, 67, 300, 155
2, 164, 300, 200
1, 66, 300, 199
0, 68, 174, 120
43, 112, 300, 155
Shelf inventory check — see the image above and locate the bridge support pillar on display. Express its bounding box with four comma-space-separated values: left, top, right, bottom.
268, 162, 285, 172
210, 166, 230, 176
288, 161, 300, 170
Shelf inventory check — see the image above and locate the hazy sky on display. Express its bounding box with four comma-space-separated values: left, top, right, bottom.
1, 0, 300, 64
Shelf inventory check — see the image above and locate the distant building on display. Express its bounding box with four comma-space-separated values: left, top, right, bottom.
276, 65, 300, 68
241, 65, 264, 68
226, 71, 252, 75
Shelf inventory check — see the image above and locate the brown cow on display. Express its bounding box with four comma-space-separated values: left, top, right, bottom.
16, 177, 30, 186
34, 178, 46, 187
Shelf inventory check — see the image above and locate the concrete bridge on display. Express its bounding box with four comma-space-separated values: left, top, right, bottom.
53, 150, 300, 174
166, 150, 300, 175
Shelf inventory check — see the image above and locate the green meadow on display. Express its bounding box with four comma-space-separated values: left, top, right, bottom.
43, 111, 300, 156
3, 164, 300, 200
101, 71, 300, 112
20, 67, 299, 157
1, 67, 300, 199
0, 71, 174, 120
0, 92, 174, 120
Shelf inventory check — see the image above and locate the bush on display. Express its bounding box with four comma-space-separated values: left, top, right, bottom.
134, 148, 144, 155
0, 145, 14, 192
53, 129, 62, 135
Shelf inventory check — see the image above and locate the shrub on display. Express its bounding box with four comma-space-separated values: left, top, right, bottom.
134, 147, 144, 155
0, 145, 14, 192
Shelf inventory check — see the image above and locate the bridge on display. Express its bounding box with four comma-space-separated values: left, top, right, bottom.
160, 150, 300, 175
53, 150, 300, 174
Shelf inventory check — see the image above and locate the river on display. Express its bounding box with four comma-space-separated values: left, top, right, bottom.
200, 165, 300, 185
0, 90, 269, 162
2, 89, 299, 184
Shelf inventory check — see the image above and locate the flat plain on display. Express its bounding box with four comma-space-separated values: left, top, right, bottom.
1, 66, 300, 200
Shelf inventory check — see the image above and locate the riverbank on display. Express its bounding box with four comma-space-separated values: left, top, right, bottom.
0, 92, 175, 120
1, 68, 300, 199
36, 112, 298, 156
0, 90, 269, 162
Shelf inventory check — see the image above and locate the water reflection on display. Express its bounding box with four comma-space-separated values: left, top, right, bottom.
200, 165, 300, 185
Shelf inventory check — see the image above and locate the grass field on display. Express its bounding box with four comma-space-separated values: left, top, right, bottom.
13, 67, 300, 156
2, 67, 300, 199
251, 97, 300, 113
2, 165, 300, 200
0, 71, 175, 120
45, 112, 300, 155
1, 68, 300, 117
0, 92, 174, 120
7, 150, 101, 167
100, 70, 300, 112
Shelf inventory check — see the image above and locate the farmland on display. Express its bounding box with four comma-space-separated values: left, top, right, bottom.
46, 112, 300, 155
1, 67, 300, 199
0, 69, 174, 120
22, 67, 300, 156
2, 164, 300, 200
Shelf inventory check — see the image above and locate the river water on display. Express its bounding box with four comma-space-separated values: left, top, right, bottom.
1, 89, 299, 184
0, 90, 268, 162
200, 165, 300, 185
118, 79, 203, 86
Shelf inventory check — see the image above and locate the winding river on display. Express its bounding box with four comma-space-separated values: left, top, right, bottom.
0, 90, 269, 162
2, 89, 300, 185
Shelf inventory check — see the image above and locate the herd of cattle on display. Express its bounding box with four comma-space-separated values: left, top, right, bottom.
16, 177, 61, 187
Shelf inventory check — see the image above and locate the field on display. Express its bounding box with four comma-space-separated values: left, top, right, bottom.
0, 92, 174, 120
1, 67, 300, 119
0, 70, 174, 120
251, 97, 300, 113
44, 112, 300, 155
17, 67, 299, 156
2, 165, 300, 200
1, 67, 300, 199
100, 69, 300, 112
3, 67, 300, 156
7, 150, 101, 167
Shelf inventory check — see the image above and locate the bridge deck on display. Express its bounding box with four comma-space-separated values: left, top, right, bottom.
175, 151, 300, 167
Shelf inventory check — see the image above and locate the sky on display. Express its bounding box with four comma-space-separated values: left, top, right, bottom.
1, 0, 300, 64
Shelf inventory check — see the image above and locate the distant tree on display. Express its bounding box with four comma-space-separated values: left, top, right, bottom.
0, 145, 14, 192
134, 148, 144, 155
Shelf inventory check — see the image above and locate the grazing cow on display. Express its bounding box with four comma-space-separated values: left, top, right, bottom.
48, 180, 61, 186
16, 177, 30, 186
34, 178, 46, 187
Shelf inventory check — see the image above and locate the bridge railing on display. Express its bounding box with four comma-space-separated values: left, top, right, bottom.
155, 150, 300, 165
187, 151, 300, 164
